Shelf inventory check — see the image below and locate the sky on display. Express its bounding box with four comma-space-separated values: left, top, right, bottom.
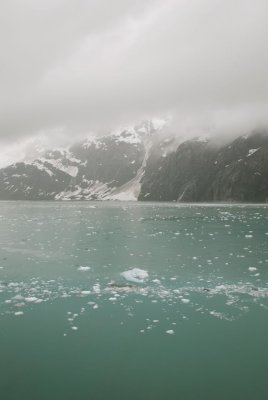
0, 0, 267, 166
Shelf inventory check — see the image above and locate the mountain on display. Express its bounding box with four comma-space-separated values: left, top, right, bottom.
0, 124, 268, 202
139, 131, 268, 202
0, 120, 162, 201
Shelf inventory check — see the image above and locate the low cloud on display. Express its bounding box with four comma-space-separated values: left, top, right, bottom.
0, 0, 267, 163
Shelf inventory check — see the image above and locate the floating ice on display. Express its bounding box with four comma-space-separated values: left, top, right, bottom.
14, 311, 24, 316
81, 290, 91, 295
121, 268, 149, 283
93, 284, 100, 293
181, 298, 190, 304
13, 294, 24, 300
166, 330, 174, 335
248, 267, 257, 272
77, 266, 91, 271
25, 297, 38, 302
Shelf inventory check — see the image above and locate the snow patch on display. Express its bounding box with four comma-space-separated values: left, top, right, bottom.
247, 148, 260, 157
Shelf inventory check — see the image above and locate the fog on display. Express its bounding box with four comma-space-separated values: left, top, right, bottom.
0, 0, 267, 165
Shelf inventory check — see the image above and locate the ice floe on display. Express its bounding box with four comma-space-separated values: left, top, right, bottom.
166, 330, 175, 335
121, 268, 149, 283
77, 266, 91, 271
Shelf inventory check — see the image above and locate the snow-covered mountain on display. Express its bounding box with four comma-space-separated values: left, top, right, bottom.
0, 120, 165, 201
0, 121, 268, 202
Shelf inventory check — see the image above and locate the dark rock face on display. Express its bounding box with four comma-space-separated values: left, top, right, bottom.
0, 162, 71, 200
139, 131, 268, 202
205, 133, 268, 202
139, 138, 217, 201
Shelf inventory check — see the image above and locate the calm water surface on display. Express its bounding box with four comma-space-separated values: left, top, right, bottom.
0, 201, 268, 400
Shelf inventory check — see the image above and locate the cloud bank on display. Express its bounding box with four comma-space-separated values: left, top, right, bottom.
0, 0, 267, 160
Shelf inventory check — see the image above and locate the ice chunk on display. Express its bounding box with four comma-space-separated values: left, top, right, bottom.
77, 266, 91, 271
93, 284, 100, 293
121, 268, 149, 283
13, 294, 24, 300
25, 297, 38, 302
166, 330, 174, 335
81, 290, 91, 295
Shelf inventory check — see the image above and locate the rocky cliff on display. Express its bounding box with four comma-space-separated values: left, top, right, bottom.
139, 131, 268, 202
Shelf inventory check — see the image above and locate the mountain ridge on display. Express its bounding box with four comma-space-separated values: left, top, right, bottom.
0, 124, 268, 202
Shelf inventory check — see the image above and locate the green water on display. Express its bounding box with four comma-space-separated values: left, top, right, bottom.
0, 201, 268, 400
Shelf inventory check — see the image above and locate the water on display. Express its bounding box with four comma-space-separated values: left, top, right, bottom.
0, 201, 268, 400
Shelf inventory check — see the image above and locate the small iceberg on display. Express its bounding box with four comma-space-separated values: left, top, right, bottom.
77, 266, 91, 272
166, 330, 174, 335
120, 268, 149, 283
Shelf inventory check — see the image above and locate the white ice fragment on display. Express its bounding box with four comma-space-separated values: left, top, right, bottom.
25, 297, 38, 302
14, 311, 24, 316
166, 330, 174, 335
121, 268, 149, 283
13, 294, 24, 300
81, 290, 91, 295
93, 284, 100, 293
216, 285, 226, 290
181, 298, 190, 304
248, 267, 257, 272
77, 266, 91, 271
71, 326, 78, 330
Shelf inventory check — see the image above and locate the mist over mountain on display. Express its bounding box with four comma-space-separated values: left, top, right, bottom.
0, 0, 267, 160
0, 120, 267, 202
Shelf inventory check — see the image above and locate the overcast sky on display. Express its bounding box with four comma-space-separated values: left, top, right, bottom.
0, 0, 267, 165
